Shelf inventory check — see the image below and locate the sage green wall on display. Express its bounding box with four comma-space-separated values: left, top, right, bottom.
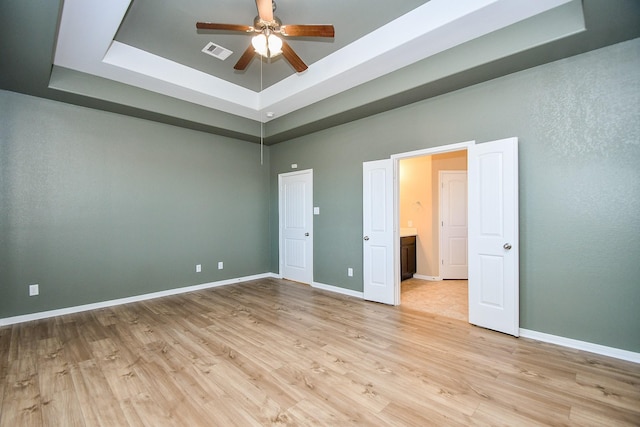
2, 39, 638, 353
0, 91, 271, 318
269, 38, 640, 352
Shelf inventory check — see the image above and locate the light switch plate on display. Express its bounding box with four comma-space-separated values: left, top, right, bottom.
314, 207, 320, 215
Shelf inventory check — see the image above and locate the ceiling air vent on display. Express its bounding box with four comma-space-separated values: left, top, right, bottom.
201, 42, 233, 60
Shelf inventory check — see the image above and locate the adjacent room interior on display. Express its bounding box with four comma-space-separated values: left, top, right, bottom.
399, 150, 469, 321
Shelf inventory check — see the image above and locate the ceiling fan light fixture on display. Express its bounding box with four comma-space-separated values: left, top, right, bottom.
251, 33, 268, 56
267, 34, 282, 57
252, 31, 283, 58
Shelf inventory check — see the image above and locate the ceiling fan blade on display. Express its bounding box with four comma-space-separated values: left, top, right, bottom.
280, 25, 335, 38
281, 40, 308, 73
196, 22, 253, 32
255, 0, 273, 22
234, 45, 256, 71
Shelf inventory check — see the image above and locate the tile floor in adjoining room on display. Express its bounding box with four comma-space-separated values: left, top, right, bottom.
400, 278, 468, 322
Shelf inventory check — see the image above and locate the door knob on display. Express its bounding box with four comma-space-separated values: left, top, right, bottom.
503, 243, 512, 250
305, 232, 309, 236
363, 236, 370, 241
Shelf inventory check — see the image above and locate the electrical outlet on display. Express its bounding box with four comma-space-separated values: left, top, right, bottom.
347, 268, 353, 277
196, 264, 202, 273
29, 284, 39, 296
218, 261, 223, 270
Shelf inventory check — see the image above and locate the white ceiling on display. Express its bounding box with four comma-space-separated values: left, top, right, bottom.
54, 0, 574, 123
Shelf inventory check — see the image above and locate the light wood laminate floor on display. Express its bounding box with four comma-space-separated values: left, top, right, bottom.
1, 278, 638, 426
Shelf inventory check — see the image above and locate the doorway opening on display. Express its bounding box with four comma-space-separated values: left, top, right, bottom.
398, 150, 468, 321
364, 137, 519, 336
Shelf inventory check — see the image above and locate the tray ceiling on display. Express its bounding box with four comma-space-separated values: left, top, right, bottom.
2, 0, 639, 144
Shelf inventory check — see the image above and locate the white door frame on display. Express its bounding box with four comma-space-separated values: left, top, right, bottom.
278, 169, 313, 284
391, 141, 475, 304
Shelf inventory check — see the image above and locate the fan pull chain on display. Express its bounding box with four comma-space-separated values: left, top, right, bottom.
260, 56, 264, 165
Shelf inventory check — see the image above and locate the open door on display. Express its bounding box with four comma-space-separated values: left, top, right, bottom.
363, 159, 395, 304
468, 137, 519, 336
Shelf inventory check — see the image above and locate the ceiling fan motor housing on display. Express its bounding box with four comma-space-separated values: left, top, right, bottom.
254, 15, 282, 31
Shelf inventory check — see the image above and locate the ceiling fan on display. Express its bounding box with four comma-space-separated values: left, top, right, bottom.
196, 0, 334, 73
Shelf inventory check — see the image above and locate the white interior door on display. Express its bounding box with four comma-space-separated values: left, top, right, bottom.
440, 171, 468, 279
468, 137, 519, 336
363, 159, 395, 305
279, 170, 313, 284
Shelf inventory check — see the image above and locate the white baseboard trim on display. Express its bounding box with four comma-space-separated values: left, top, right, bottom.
413, 274, 442, 281
0, 273, 277, 327
312, 281, 364, 299
520, 329, 640, 364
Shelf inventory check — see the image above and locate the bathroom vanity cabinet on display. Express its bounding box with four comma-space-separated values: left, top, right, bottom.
400, 236, 416, 281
